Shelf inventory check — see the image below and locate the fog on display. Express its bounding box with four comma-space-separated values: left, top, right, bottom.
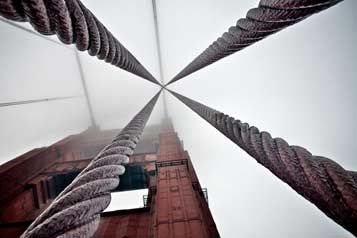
0, 0, 356, 237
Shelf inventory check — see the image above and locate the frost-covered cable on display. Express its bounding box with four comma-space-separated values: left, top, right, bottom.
0, 0, 159, 85
168, 89, 357, 236
20, 91, 160, 238
167, 0, 343, 85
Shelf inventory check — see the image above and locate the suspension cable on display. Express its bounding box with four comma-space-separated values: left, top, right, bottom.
0, 95, 80, 107
0, 0, 159, 85
168, 89, 357, 236
167, 0, 343, 85
20, 91, 160, 238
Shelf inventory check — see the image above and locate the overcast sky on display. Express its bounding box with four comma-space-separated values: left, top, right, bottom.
0, 0, 356, 237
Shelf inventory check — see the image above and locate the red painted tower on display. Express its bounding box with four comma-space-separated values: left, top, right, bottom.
0, 120, 220, 238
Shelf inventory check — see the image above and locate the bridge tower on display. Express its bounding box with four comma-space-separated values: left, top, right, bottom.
0, 120, 220, 238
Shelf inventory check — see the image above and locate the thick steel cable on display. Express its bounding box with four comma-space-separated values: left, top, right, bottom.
0, 0, 159, 85
167, 0, 343, 85
168, 89, 357, 236
20, 91, 160, 238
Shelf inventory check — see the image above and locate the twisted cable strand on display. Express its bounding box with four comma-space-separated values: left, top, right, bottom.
168, 89, 357, 236
20, 91, 160, 238
167, 0, 343, 85
0, 0, 159, 85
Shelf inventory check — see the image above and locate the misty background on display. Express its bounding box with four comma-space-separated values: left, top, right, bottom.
0, 0, 356, 237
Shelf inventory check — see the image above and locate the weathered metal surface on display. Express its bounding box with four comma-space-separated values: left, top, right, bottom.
151, 121, 219, 238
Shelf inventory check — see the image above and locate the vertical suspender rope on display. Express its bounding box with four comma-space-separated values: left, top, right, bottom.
167, 0, 343, 85
0, 0, 160, 85
20, 91, 160, 238
168, 89, 357, 236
